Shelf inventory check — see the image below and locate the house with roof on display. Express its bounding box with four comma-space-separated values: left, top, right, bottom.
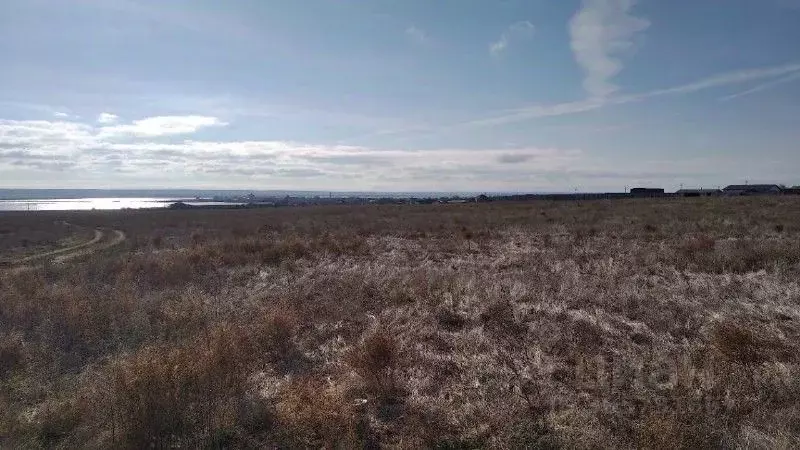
630, 187, 665, 197
676, 188, 722, 197
722, 184, 784, 196
784, 186, 800, 195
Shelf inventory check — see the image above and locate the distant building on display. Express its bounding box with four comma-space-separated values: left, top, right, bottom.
723, 184, 783, 196
168, 201, 194, 209
784, 186, 800, 195
676, 188, 722, 197
630, 188, 665, 197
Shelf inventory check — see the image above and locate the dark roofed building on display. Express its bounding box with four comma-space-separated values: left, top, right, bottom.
168, 201, 194, 209
723, 184, 783, 195
630, 188, 665, 197
784, 186, 800, 195
676, 188, 722, 197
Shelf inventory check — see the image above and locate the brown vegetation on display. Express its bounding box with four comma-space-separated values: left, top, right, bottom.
0, 219, 94, 262
1, 197, 800, 448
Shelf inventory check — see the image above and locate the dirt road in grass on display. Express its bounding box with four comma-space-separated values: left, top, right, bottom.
5, 228, 126, 269
53, 229, 126, 263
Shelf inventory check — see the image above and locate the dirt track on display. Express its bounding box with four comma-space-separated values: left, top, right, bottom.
5, 228, 126, 269
53, 229, 126, 263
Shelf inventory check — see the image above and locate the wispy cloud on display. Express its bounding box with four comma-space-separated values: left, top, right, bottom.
96, 115, 226, 138
405, 26, 428, 45
568, 0, 650, 98
97, 112, 119, 124
642, 63, 800, 98
73, 0, 258, 41
0, 119, 95, 149
461, 62, 800, 127
0, 100, 73, 117
490, 21, 535, 56
719, 71, 800, 101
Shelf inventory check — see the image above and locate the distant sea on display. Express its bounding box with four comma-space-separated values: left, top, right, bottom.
0, 189, 304, 201
0, 189, 250, 211
0, 198, 250, 211
0, 189, 503, 212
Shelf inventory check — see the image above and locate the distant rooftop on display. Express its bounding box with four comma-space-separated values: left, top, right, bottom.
723, 184, 782, 191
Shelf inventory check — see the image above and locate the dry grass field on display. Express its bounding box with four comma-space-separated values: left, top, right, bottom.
0, 220, 96, 264
1, 197, 800, 448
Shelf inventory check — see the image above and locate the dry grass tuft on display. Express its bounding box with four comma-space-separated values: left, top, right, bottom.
94, 324, 256, 448
637, 406, 730, 450
711, 320, 795, 366
275, 377, 362, 447
681, 234, 717, 255
0, 332, 26, 379
436, 307, 468, 331
348, 325, 408, 401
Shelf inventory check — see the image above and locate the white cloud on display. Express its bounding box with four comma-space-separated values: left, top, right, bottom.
2, 116, 792, 191
460, 62, 800, 127
490, 21, 535, 56
463, 98, 606, 127
97, 112, 119, 124
569, 0, 650, 98
0, 117, 589, 190
719, 71, 800, 101
54, 112, 70, 118
644, 63, 800, 98
405, 26, 428, 45
97, 115, 226, 138
0, 119, 96, 149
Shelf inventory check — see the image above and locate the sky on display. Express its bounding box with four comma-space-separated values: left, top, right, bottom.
1, 0, 799, 192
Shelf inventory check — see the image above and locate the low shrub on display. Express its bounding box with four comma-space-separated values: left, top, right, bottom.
711, 321, 795, 366
97, 324, 257, 448
275, 377, 362, 447
348, 326, 407, 400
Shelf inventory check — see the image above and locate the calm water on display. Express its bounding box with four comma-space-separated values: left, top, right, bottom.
0, 198, 238, 211
0, 198, 174, 211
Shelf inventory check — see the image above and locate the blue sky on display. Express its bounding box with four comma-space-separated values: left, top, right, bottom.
1, 0, 799, 192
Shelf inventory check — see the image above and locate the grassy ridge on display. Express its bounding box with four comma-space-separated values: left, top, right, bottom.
1, 197, 799, 448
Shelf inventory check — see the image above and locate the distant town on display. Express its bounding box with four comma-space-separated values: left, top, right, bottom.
168, 183, 800, 209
